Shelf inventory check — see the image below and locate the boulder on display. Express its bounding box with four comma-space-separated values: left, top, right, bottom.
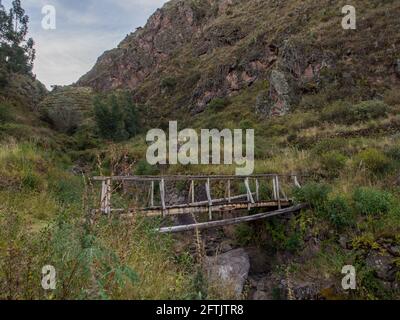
366, 252, 396, 282
204, 248, 250, 297
245, 247, 272, 274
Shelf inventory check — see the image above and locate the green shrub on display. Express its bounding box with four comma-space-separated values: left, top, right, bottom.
239, 119, 254, 130
321, 100, 389, 124
0, 103, 13, 124
320, 101, 352, 123
160, 77, 177, 90
356, 148, 390, 175
208, 97, 229, 111
293, 183, 331, 211
324, 196, 353, 228
320, 151, 347, 177
234, 224, 254, 246
385, 145, 400, 162
353, 187, 392, 216
384, 88, 400, 106
353, 100, 389, 122
312, 138, 348, 155
299, 93, 326, 110
134, 160, 160, 176
94, 93, 139, 142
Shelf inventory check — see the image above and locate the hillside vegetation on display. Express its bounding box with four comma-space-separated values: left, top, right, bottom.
1, 0, 400, 299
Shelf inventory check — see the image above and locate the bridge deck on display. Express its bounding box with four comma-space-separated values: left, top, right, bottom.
92, 174, 306, 233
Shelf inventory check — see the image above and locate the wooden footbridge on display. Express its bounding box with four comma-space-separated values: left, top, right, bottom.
92, 174, 307, 233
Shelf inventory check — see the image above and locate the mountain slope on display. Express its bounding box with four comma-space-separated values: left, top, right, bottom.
77, 0, 400, 120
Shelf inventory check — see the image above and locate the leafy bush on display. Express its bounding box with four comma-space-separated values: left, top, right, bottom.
0, 103, 13, 124
208, 97, 229, 111
384, 88, 400, 106
321, 100, 389, 124
0, 65, 9, 88
353, 100, 389, 122
385, 145, 400, 162
356, 148, 390, 175
324, 196, 353, 228
160, 77, 177, 90
320, 151, 347, 177
234, 223, 254, 246
94, 93, 139, 142
353, 187, 392, 216
312, 138, 348, 155
293, 183, 331, 211
239, 119, 254, 130
134, 160, 160, 176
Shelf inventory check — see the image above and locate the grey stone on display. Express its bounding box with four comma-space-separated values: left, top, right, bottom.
366, 252, 396, 282
204, 249, 250, 297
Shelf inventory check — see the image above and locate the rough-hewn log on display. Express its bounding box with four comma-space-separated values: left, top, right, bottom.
143, 200, 291, 217
157, 204, 308, 233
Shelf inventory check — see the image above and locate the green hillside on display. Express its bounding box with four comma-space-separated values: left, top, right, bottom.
0, 0, 399, 300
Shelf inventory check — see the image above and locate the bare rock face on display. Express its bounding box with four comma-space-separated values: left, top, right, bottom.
366, 252, 396, 282
204, 248, 250, 297
76, 0, 398, 118
78, 0, 206, 91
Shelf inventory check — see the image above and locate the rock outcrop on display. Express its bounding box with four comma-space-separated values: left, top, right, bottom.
77, 0, 400, 118
204, 248, 250, 297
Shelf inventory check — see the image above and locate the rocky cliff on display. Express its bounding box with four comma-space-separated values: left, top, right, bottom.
77, 0, 400, 118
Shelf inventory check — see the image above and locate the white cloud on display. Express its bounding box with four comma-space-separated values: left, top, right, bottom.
16, 0, 170, 88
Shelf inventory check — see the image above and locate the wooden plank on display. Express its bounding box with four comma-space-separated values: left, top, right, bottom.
100, 178, 111, 215
93, 174, 308, 182
293, 175, 301, 188
255, 179, 260, 202
206, 178, 212, 220
143, 200, 291, 217
227, 179, 231, 203
244, 178, 255, 204
144, 193, 255, 211
191, 180, 195, 204
150, 181, 154, 207
160, 178, 166, 217
276, 175, 281, 210
157, 204, 308, 233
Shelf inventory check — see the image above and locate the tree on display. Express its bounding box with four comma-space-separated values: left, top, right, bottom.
0, 0, 35, 76
94, 93, 140, 142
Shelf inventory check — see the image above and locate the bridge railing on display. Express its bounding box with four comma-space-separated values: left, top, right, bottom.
92, 174, 305, 218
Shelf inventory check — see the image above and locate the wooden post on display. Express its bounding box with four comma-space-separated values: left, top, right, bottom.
255, 179, 260, 202
227, 180, 231, 203
160, 179, 166, 217
272, 177, 277, 201
205, 178, 212, 220
150, 181, 154, 207
191, 180, 195, 204
100, 178, 111, 215
293, 175, 301, 188
245, 178, 255, 203
275, 175, 281, 209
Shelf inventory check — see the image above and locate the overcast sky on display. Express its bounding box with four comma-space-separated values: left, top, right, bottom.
2, 0, 168, 88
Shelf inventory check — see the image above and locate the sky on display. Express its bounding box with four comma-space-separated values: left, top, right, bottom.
2, 0, 169, 88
